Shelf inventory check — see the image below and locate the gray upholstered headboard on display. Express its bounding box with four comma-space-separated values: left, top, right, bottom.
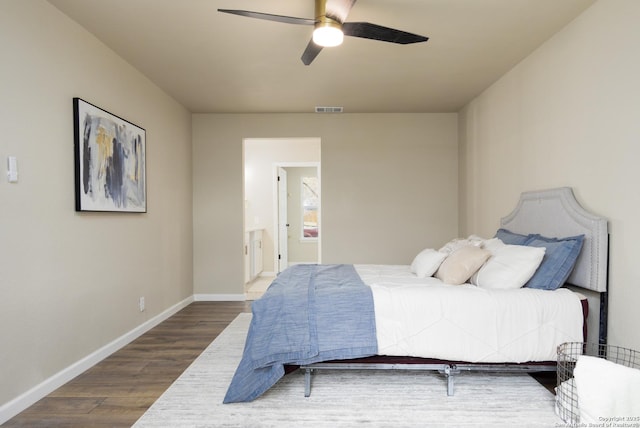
500, 187, 608, 292
500, 187, 609, 344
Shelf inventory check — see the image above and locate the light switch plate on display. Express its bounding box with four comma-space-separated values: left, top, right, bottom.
7, 156, 18, 183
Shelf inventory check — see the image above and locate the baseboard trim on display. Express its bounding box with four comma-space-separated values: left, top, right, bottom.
194, 293, 246, 301
0, 295, 194, 425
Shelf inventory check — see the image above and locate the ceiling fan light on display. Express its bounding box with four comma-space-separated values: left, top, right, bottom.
313, 24, 343, 47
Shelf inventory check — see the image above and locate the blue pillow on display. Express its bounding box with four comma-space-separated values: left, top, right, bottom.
495, 228, 532, 245
524, 234, 585, 290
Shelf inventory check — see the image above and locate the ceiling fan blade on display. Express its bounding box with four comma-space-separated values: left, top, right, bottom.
325, 0, 357, 23
301, 39, 323, 65
342, 22, 428, 44
218, 9, 314, 26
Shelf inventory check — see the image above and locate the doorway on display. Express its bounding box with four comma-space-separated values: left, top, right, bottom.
243, 138, 321, 297
275, 164, 321, 273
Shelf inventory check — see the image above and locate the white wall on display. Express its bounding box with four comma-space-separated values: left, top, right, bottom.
0, 0, 192, 414
193, 113, 459, 296
459, 0, 640, 350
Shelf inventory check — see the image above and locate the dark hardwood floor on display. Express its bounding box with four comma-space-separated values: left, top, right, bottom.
3, 301, 251, 427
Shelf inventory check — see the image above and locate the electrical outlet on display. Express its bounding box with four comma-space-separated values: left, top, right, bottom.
139, 297, 145, 312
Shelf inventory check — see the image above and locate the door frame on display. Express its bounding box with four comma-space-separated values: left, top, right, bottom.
277, 167, 288, 273
273, 162, 321, 273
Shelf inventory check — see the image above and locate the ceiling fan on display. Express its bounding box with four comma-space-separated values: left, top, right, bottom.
218, 0, 429, 65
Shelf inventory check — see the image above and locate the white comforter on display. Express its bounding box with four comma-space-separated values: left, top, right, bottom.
355, 264, 584, 363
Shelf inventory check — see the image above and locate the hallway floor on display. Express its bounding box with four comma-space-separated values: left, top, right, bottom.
245, 275, 274, 300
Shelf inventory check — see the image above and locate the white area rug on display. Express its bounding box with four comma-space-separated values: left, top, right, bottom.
134, 314, 564, 427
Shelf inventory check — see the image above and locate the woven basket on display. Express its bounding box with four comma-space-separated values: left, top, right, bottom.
556, 342, 640, 424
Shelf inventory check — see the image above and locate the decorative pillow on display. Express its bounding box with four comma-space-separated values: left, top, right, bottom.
438, 236, 484, 255
471, 238, 545, 289
524, 234, 585, 290
410, 249, 447, 278
435, 245, 491, 285
494, 228, 532, 245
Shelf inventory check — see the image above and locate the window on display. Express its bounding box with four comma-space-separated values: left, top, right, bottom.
301, 176, 319, 240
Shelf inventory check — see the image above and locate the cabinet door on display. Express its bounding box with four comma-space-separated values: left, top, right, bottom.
244, 232, 251, 283
253, 230, 263, 276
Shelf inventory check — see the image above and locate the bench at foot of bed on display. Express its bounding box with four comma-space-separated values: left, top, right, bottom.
300, 360, 557, 397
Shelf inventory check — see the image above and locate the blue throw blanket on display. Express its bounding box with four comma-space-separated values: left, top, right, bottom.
223, 264, 378, 403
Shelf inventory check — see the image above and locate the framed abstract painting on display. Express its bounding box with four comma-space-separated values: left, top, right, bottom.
73, 98, 146, 212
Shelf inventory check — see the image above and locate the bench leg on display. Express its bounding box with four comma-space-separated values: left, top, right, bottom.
441, 365, 460, 396
304, 368, 312, 397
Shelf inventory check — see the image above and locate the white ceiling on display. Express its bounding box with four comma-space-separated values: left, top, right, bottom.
47, 0, 595, 114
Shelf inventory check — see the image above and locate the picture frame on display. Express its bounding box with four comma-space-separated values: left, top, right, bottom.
73, 98, 146, 212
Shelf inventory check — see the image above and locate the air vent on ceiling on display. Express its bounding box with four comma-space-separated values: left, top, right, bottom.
315, 106, 343, 113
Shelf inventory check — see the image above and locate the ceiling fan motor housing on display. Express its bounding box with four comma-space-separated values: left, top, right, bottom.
313, 17, 343, 47
313, 0, 344, 47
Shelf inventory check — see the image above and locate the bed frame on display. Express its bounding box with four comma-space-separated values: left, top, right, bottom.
298, 187, 609, 396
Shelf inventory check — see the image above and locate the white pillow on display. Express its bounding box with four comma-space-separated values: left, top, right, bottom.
410, 249, 447, 278
435, 245, 491, 285
438, 236, 484, 255
471, 238, 545, 289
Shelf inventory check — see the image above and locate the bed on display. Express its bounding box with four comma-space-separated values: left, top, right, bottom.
224, 187, 608, 403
